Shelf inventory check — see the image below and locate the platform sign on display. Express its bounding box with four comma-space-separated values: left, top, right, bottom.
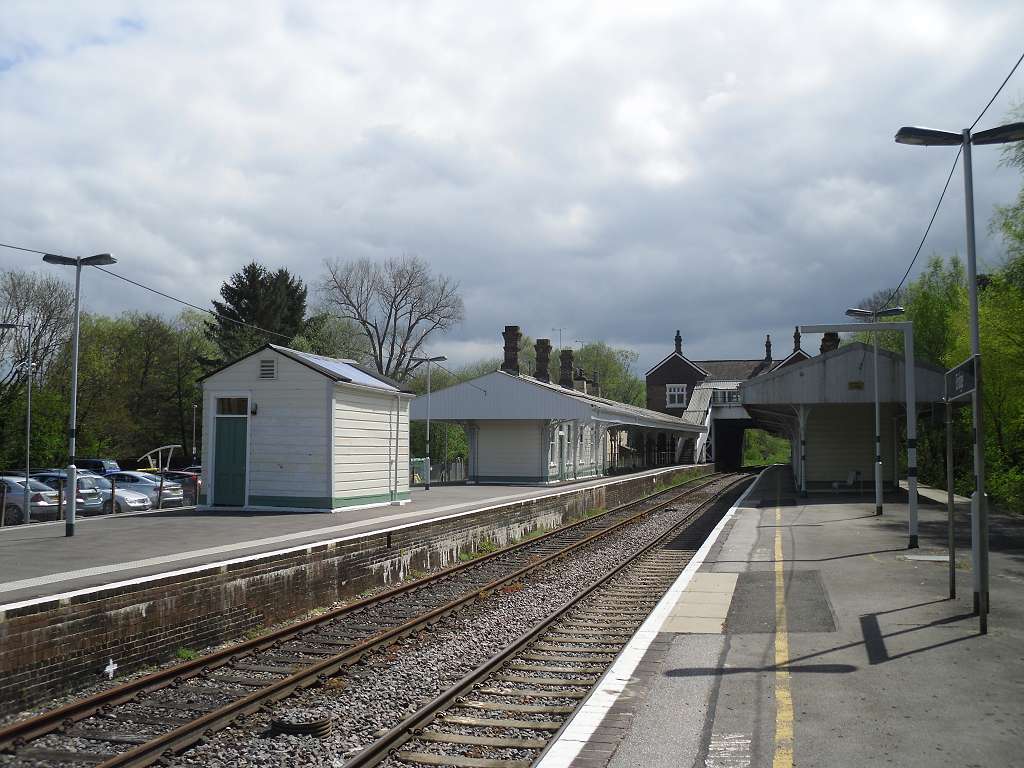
946, 356, 976, 402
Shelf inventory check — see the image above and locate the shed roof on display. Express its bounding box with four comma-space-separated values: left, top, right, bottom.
410, 370, 705, 433
680, 384, 713, 426
200, 344, 413, 394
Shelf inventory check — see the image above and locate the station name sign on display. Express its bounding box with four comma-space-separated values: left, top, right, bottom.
946, 356, 976, 401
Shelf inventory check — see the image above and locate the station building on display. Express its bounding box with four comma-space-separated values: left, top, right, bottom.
199, 344, 413, 511
410, 327, 707, 484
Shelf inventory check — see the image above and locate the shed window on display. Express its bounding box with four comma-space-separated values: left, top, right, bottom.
216, 397, 248, 416
259, 359, 277, 379
666, 384, 687, 408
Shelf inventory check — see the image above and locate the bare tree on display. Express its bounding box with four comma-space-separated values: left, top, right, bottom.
0, 269, 74, 406
320, 254, 464, 380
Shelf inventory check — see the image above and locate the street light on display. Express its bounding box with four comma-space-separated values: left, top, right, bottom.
413, 355, 447, 490
845, 306, 905, 516
894, 121, 1024, 634
42, 252, 116, 536
192, 404, 198, 463
1, 322, 33, 522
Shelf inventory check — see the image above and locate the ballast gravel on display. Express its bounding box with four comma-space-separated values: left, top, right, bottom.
173, 495, 713, 768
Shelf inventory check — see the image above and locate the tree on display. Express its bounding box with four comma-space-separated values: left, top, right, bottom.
206, 262, 308, 362
573, 342, 644, 406
320, 254, 464, 381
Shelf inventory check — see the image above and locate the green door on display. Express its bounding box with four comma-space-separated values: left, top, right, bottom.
214, 417, 247, 506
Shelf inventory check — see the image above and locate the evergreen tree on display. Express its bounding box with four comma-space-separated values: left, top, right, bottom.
206, 262, 308, 362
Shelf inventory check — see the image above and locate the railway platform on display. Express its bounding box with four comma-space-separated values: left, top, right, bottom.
540, 465, 1024, 768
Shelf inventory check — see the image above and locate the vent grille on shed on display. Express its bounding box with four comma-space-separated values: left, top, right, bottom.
259, 359, 277, 379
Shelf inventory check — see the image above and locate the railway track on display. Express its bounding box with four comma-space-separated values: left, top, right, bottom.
346, 474, 750, 768
0, 471, 737, 768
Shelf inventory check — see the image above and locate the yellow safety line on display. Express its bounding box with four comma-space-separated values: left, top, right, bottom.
773, 501, 794, 767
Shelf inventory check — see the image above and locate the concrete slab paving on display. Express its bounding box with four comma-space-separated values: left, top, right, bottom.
554, 466, 1024, 768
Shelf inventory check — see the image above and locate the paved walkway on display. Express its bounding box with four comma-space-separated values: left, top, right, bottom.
0, 466, 691, 607
541, 466, 1024, 768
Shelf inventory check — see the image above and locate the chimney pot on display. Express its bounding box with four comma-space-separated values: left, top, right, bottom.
819, 331, 840, 354
674, 330, 682, 355
534, 338, 552, 383
765, 334, 772, 362
501, 325, 521, 374
793, 325, 801, 353
559, 349, 574, 388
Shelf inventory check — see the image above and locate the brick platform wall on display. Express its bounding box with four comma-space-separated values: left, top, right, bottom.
0, 465, 710, 716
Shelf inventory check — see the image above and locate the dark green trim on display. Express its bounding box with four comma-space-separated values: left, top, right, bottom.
247, 491, 411, 510
198, 493, 207, 504
473, 475, 547, 483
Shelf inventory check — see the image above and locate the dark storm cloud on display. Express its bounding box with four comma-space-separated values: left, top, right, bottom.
2, 1, 1022, 370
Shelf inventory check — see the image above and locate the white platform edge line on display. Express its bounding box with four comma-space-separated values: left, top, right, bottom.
0, 465, 709, 613
534, 467, 766, 768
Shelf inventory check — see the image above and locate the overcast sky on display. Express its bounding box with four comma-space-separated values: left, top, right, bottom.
3, 2, 1023, 370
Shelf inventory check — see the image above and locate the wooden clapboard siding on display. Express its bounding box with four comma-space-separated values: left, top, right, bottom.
333, 386, 408, 503
805, 404, 897, 484
475, 420, 546, 480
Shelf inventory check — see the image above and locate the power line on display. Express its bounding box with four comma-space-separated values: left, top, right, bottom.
971, 48, 1024, 130
882, 146, 962, 309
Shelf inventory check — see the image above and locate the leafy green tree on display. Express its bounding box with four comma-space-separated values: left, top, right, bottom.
206, 262, 308, 362
573, 342, 644, 405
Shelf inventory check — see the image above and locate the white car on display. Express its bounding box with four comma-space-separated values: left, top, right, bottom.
0, 476, 61, 525
106, 471, 185, 508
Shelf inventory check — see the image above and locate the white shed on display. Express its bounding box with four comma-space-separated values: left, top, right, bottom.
199, 344, 413, 512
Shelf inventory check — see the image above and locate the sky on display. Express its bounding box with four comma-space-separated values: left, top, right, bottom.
2, 2, 1023, 371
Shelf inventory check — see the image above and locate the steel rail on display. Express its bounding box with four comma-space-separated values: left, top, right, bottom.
90, 473, 735, 768
343, 473, 753, 768
0, 470, 718, 756
0, 471, 724, 765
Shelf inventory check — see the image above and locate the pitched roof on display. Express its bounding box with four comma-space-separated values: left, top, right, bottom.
690, 359, 772, 381
644, 351, 709, 377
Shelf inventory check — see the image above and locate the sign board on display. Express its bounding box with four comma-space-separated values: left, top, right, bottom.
946, 356, 976, 402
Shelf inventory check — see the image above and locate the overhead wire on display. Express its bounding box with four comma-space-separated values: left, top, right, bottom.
882, 46, 1024, 309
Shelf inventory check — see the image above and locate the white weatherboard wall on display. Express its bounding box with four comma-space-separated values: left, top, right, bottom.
805, 404, 896, 485
203, 351, 330, 509
333, 387, 410, 507
474, 420, 546, 483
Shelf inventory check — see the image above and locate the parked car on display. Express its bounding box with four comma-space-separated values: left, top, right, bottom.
31, 472, 105, 515
76, 458, 122, 474
89, 475, 153, 514
0, 476, 61, 525
156, 470, 201, 505
105, 471, 185, 508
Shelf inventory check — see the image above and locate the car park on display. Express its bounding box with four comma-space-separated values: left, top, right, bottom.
156, 470, 201, 505
31, 472, 105, 515
0, 476, 61, 525
105, 471, 185, 508
89, 475, 153, 514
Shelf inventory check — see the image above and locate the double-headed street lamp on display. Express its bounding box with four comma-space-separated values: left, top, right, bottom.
1, 322, 33, 522
845, 306, 905, 516
412, 355, 447, 490
895, 119, 1024, 634
42, 252, 117, 536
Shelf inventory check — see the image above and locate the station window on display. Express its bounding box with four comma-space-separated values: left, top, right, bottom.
666, 384, 687, 408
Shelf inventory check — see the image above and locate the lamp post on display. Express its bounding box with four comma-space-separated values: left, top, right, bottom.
42, 252, 117, 536
895, 121, 1024, 633
846, 306, 905, 515
412, 355, 447, 490
192, 404, 198, 463
1, 322, 32, 522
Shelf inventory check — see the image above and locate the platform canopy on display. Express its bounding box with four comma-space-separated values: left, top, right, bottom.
411, 370, 706, 434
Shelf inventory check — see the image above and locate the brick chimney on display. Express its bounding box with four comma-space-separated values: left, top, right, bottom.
793, 325, 801, 353
534, 338, 552, 383
559, 349, 574, 388
589, 370, 601, 397
819, 331, 840, 354
501, 325, 521, 374
573, 367, 588, 393
674, 329, 682, 354
764, 334, 772, 362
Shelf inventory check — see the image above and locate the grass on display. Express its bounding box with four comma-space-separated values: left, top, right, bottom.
175, 647, 199, 661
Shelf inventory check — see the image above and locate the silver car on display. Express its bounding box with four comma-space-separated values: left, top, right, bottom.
31, 472, 105, 515
106, 471, 185, 508
89, 475, 153, 514
0, 476, 61, 525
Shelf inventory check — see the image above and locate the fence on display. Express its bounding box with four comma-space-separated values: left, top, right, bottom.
410, 457, 466, 486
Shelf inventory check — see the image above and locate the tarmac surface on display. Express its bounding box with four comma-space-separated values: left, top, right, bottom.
0, 466, 688, 607
541, 466, 1024, 768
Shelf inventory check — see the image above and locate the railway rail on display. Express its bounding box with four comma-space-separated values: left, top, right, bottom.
347, 474, 750, 768
0, 471, 737, 768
